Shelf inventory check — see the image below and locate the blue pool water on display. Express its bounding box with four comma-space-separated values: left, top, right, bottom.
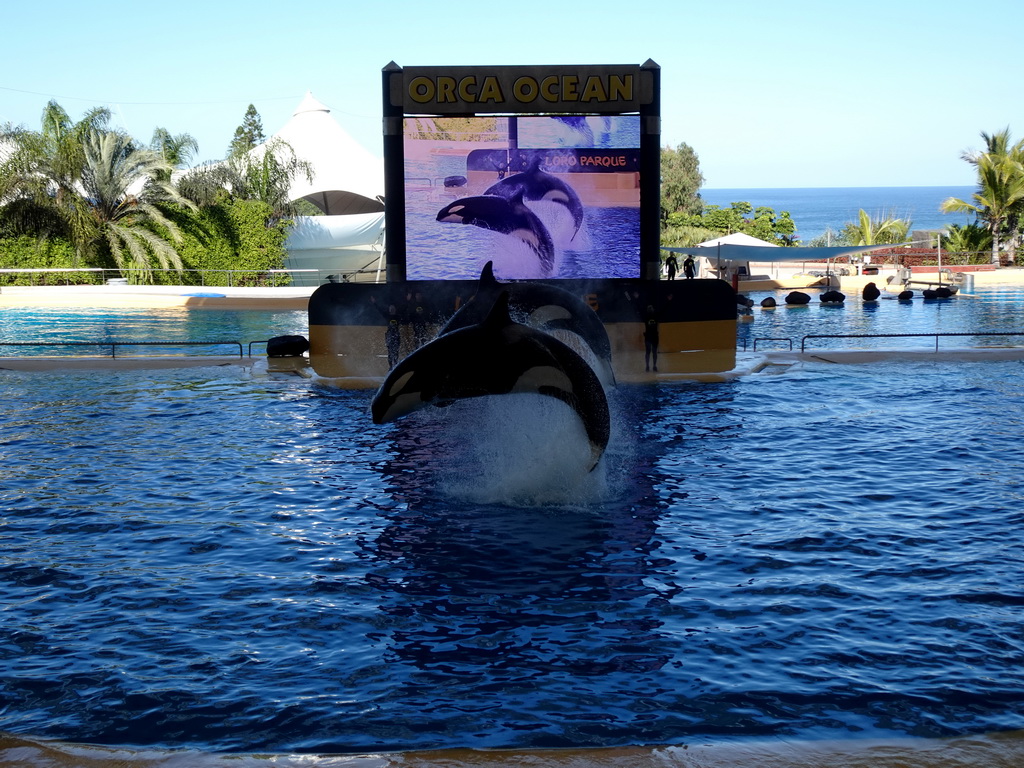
0, 307, 307, 355
737, 285, 1024, 351
2, 291, 1024, 755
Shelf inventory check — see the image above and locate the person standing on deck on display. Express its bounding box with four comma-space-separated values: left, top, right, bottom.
643, 303, 659, 372
665, 254, 679, 280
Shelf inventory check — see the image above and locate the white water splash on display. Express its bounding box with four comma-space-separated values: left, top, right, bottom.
427, 394, 612, 507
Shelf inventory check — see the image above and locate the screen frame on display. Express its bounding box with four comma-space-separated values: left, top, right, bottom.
381, 61, 661, 283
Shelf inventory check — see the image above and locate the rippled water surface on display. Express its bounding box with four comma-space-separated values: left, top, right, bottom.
0, 306, 307, 355
2, 368, 1023, 751
737, 285, 1024, 351
2, 290, 1024, 755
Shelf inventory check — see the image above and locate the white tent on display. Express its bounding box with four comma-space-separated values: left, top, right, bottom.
264, 93, 387, 283
272, 92, 384, 216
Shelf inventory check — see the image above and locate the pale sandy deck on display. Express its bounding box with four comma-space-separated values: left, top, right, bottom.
1, 271, 1022, 375
0, 283, 315, 310
2, 268, 1022, 312
3, 729, 1023, 767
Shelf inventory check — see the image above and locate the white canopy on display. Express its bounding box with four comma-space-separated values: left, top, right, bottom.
663, 242, 895, 263
695, 232, 779, 249
266, 92, 385, 216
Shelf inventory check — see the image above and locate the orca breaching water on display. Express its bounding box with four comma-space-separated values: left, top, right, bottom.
371, 262, 612, 471
435, 156, 585, 277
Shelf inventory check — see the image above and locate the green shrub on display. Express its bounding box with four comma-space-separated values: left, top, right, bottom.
154, 199, 292, 286
0, 236, 99, 285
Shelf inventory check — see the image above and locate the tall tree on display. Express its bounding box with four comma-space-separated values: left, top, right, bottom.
227, 104, 266, 158
941, 129, 1024, 265
0, 102, 194, 278
180, 138, 312, 221
79, 129, 193, 279
660, 142, 704, 222
150, 128, 199, 170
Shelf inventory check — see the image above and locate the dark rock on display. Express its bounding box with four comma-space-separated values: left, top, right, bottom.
267, 335, 310, 357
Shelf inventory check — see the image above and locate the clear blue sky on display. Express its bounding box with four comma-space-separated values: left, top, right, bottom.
2, 0, 1021, 189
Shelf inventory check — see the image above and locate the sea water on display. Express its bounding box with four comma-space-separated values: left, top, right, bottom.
1, 291, 1023, 755
701, 186, 976, 243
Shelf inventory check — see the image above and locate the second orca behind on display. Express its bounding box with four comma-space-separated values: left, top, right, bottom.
371, 291, 610, 471
440, 261, 615, 386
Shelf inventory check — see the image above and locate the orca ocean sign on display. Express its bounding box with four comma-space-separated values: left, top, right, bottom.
392, 65, 652, 114
382, 62, 662, 283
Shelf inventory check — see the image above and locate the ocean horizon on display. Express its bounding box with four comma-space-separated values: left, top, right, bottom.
700, 185, 976, 244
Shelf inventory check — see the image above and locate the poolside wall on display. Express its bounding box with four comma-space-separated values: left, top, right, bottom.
307, 277, 737, 384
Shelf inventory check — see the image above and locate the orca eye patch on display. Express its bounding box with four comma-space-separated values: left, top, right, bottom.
389, 371, 415, 397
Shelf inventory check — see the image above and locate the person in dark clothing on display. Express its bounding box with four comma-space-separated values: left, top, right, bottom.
665, 254, 679, 280
683, 254, 696, 279
643, 304, 659, 372
371, 296, 404, 368
410, 291, 432, 348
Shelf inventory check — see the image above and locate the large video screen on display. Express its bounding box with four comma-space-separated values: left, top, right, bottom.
403, 115, 641, 281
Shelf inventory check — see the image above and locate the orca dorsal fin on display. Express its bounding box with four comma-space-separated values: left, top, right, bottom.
479, 260, 500, 289
481, 291, 514, 330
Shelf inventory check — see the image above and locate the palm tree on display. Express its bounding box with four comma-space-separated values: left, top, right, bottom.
80, 129, 194, 280
1, 101, 195, 279
961, 127, 1021, 165
179, 137, 313, 220
840, 209, 911, 246
942, 222, 992, 261
150, 128, 199, 175
941, 129, 1024, 265
0, 100, 111, 248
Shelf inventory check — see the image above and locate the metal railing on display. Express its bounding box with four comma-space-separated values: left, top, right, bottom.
0, 266, 386, 287
751, 337, 794, 351
800, 331, 1024, 353
0, 340, 246, 359
248, 340, 270, 357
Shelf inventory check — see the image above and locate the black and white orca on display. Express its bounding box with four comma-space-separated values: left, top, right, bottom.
436, 191, 555, 273
440, 261, 615, 385
371, 292, 610, 471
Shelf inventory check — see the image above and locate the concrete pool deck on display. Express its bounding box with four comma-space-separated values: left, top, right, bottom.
0, 283, 316, 310
1, 267, 1023, 311
2, 269, 1023, 375
3, 729, 1024, 767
